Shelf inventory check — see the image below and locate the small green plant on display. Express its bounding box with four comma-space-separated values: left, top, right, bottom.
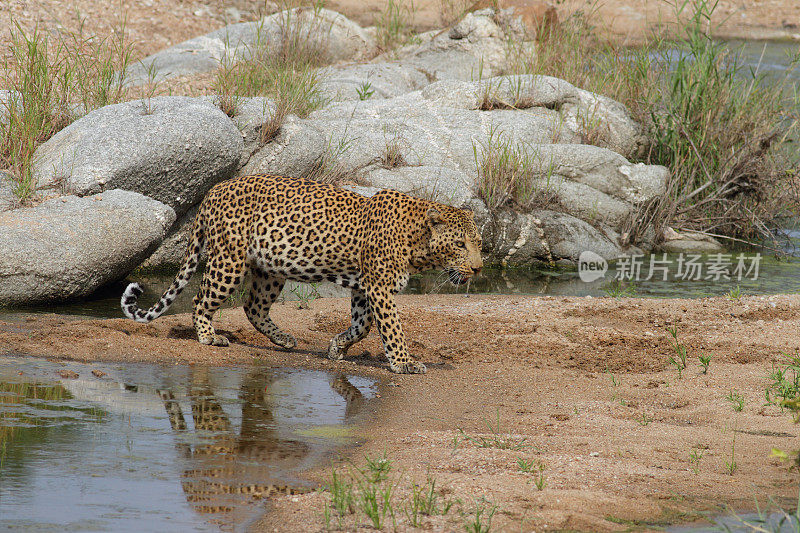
638, 412, 651, 426
355, 473, 395, 529
689, 448, 704, 475
356, 81, 375, 101
765, 351, 800, 410
290, 282, 321, 309
603, 280, 636, 298
699, 354, 711, 374
328, 466, 355, 517
725, 390, 745, 412
464, 498, 497, 533
666, 326, 688, 379
139, 59, 161, 116
516, 457, 536, 473
405, 477, 454, 527
725, 430, 738, 476
726, 285, 743, 302
605, 367, 620, 400
517, 458, 547, 490
363, 453, 392, 483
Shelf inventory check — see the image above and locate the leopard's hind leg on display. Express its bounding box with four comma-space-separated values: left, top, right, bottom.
327, 290, 372, 360
244, 268, 297, 349
192, 253, 245, 346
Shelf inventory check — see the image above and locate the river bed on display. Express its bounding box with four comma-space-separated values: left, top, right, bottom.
0, 356, 377, 531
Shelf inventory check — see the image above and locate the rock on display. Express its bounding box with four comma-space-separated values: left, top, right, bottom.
0, 172, 18, 213
522, 144, 667, 227
0, 190, 175, 306
318, 62, 430, 102
536, 210, 634, 262
200, 95, 279, 163
431, 75, 649, 159
362, 166, 474, 207
386, 11, 513, 81
31, 96, 242, 217
240, 115, 328, 177
658, 230, 724, 253
286, 8, 374, 63
125, 8, 374, 86
243, 71, 665, 264
140, 205, 202, 270
58, 370, 79, 379
479, 208, 553, 264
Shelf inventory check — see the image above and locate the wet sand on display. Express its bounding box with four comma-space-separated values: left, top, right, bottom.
2, 293, 798, 531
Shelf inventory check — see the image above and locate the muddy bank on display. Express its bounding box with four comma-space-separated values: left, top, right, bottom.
2, 294, 799, 531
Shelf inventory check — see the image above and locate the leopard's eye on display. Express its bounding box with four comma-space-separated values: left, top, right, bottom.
457, 241, 466, 249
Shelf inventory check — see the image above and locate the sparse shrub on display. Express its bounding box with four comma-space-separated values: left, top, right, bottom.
603, 280, 636, 298
473, 127, 558, 212
699, 354, 711, 374
376, 0, 418, 53
212, 8, 329, 144
725, 389, 745, 412
504, 0, 799, 245
381, 135, 407, 169
308, 135, 354, 184
0, 19, 134, 202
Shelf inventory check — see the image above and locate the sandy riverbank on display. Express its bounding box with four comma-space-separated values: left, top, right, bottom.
2, 293, 798, 531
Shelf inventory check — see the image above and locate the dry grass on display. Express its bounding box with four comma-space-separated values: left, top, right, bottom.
437, 0, 478, 27
307, 135, 354, 184
473, 127, 558, 212
505, 0, 800, 244
375, 0, 419, 53
212, 4, 331, 144
0, 19, 134, 203
381, 134, 408, 169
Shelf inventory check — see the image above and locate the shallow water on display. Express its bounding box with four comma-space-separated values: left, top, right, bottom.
6, 251, 796, 320
0, 356, 377, 532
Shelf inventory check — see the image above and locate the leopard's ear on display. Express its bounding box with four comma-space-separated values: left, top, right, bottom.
426, 207, 447, 232
460, 207, 475, 219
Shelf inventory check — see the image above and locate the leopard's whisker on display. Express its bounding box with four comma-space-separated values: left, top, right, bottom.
428, 270, 447, 293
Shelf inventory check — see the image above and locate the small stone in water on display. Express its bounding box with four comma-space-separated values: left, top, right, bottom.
58, 370, 79, 379
91, 369, 106, 378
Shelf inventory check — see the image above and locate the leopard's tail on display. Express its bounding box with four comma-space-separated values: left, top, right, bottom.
121, 213, 205, 323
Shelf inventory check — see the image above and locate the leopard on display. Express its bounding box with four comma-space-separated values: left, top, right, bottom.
121, 174, 483, 374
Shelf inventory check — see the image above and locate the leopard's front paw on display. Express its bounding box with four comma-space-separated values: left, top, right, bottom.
199, 334, 230, 347
390, 359, 427, 374
327, 338, 346, 360
272, 333, 297, 349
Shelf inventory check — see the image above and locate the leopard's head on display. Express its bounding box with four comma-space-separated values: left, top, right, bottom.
426, 205, 483, 285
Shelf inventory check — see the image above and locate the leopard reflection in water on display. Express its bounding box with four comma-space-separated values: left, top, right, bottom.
157, 369, 368, 528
